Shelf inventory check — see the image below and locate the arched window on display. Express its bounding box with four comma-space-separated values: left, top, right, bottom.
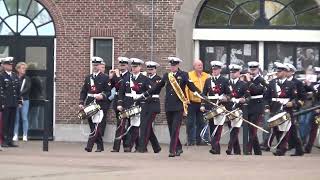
0, 0, 55, 36
196, 0, 320, 28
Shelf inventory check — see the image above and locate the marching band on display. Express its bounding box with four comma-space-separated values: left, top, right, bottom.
76, 56, 320, 157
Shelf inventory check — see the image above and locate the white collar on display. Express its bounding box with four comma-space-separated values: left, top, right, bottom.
6, 71, 12, 76
253, 74, 259, 80
132, 72, 140, 79
93, 72, 100, 77
287, 76, 293, 81
212, 75, 220, 80
149, 74, 156, 79
231, 78, 239, 84
121, 70, 128, 76
278, 78, 286, 84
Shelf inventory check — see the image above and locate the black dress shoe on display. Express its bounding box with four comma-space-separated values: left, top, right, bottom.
209, 149, 220, 154
84, 147, 92, 152
1, 144, 9, 148
260, 146, 270, 151
95, 149, 103, 152
290, 152, 304, 156
154, 148, 161, 153
273, 151, 285, 156
8, 143, 18, 147
244, 152, 252, 155
254, 152, 262, 155
226, 150, 232, 155
176, 149, 183, 156
168, 153, 175, 157
110, 149, 119, 152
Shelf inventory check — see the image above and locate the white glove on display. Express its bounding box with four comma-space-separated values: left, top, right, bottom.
117, 106, 123, 111
200, 106, 206, 112
134, 94, 145, 100
231, 98, 240, 104
218, 95, 224, 100
193, 91, 201, 98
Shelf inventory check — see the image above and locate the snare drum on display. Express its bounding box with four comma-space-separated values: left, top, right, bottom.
267, 112, 291, 128
119, 106, 142, 119
203, 106, 226, 121
78, 103, 101, 120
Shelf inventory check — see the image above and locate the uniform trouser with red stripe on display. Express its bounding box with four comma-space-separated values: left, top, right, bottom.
112, 110, 129, 151
138, 111, 161, 152
272, 126, 290, 153
209, 120, 223, 153
247, 113, 262, 154
166, 111, 183, 154
124, 120, 139, 151
289, 120, 304, 154
305, 114, 319, 152
226, 124, 241, 154
86, 111, 107, 150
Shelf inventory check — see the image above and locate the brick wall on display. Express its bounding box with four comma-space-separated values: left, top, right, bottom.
39, 0, 185, 124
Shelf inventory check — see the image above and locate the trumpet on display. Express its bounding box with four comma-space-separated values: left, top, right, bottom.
109, 68, 120, 77
239, 73, 251, 82
264, 72, 277, 81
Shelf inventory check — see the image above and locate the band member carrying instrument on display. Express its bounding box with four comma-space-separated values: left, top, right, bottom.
200, 61, 231, 155
225, 64, 249, 155
264, 62, 299, 156
137, 61, 162, 153
139, 57, 200, 157
117, 58, 151, 152
79, 57, 111, 152
109, 57, 131, 152
244, 61, 267, 155
284, 63, 304, 156
304, 67, 320, 153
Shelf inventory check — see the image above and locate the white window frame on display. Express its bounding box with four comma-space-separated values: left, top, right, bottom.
90, 37, 114, 73
193, 29, 320, 70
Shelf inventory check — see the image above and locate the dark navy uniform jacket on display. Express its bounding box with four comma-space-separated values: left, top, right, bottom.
79, 72, 111, 110
0, 71, 21, 108
201, 75, 231, 109
145, 69, 199, 112
117, 73, 151, 109
264, 79, 298, 114
291, 77, 306, 109
110, 71, 130, 110
145, 74, 162, 113
225, 79, 249, 111
247, 76, 268, 114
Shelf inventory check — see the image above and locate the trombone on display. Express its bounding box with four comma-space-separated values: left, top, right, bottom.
195, 93, 269, 133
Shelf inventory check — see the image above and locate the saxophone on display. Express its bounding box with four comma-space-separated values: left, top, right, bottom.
168, 72, 188, 115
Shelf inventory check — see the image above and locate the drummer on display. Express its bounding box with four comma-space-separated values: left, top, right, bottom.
116, 58, 151, 152
225, 64, 249, 155
284, 63, 304, 156
264, 62, 299, 156
200, 61, 231, 154
79, 57, 111, 152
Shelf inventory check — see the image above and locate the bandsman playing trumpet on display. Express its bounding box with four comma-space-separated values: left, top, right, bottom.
79, 57, 111, 152
109, 57, 131, 152
225, 64, 249, 155
200, 61, 231, 155
244, 61, 268, 155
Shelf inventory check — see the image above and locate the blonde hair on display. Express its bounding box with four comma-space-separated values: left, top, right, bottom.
15, 62, 27, 71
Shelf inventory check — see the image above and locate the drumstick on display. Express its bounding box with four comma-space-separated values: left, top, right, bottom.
195, 94, 269, 134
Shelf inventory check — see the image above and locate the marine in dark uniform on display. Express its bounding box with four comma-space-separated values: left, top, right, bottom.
225, 64, 249, 155
245, 61, 267, 155
79, 57, 111, 152
200, 61, 231, 155
0, 57, 21, 148
117, 58, 151, 152
304, 67, 320, 153
0, 58, 3, 149
264, 62, 299, 156
137, 61, 162, 153
109, 57, 131, 152
141, 57, 200, 157
284, 63, 304, 156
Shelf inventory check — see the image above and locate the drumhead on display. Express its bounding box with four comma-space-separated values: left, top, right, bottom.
267, 112, 287, 122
